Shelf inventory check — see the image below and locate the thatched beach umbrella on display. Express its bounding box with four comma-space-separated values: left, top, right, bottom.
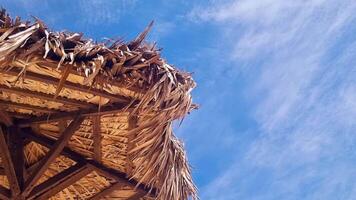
0, 9, 197, 200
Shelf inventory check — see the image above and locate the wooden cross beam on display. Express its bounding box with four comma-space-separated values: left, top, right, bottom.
22, 128, 156, 198
22, 115, 85, 196
0, 127, 21, 197
88, 182, 124, 200
28, 162, 92, 200
0, 85, 93, 109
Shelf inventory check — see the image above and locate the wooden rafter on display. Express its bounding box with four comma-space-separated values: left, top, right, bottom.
0, 110, 12, 127
92, 115, 102, 162
17, 103, 130, 127
0, 100, 59, 114
0, 127, 21, 197
22, 115, 85, 196
0, 85, 93, 108
28, 162, 91, 200
1, 69, 129, 103
88, 182, 124, 200
22, 128, 156, 198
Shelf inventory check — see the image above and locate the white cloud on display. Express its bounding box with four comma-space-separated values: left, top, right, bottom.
78, 0, 137, 25
189, 0, 356, 199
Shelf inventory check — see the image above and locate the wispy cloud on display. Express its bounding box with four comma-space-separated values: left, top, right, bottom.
77, 0, 137, 25
189, 0, 356, 199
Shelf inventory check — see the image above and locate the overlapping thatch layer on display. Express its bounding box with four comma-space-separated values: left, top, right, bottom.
0, 9, 197, 200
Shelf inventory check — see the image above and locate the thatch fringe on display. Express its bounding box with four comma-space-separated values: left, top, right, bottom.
0, 9, 197, 200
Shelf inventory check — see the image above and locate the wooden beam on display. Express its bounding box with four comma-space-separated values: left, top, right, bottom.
28, 162, 90, 199
0, 127, 21, 196
0, 186, 10, 200
17, 103, 129, 127
8, 126, 24, 192
0, 100, 59, 114
92, 116, 102, 162
89, 182, 124, 200
1, 69, 129, 103
0, 110, 12, 127
22, 129, 156, 198
0, 85, 93, 108
22, 115, 85, 196
127, 192, 146, 200
126, 116, 137, 177
36, 165, 92, 200
0, 167, 4, 175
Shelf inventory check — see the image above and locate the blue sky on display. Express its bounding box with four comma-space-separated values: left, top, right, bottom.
3, 0, 356, 199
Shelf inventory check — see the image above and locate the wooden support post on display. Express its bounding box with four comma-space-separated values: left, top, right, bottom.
7, 126, 24, 192
0, 127, 21, 197
22, 115, 85, 196
92, 115, 102, 162
28, 163, 91, 200
126, 116, 138, 177
88, 182, 124, 200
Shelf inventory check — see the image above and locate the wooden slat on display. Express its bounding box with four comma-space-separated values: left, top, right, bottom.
0, 85, 92, 108
0, 110, 12, 127
89, 182, 124, 200
22, 115, 85, 196
0, 186, 10, 200
1, 69, 129, 103
0, 100, 59, 114
28, 162, 88, 199
0, 167, 4, 175
23, 129, 156, 198
17, 103, 129, 127
92, 115, 102, 162
0, 127, 21, 196
36, 60, 144, 94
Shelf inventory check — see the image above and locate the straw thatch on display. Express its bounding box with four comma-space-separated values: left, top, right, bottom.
0, 9, 197, 200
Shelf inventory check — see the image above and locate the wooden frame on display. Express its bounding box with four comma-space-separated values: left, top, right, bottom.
22, 115, 85, 196
0, 127, 21, 198
22, 128, 156, 198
